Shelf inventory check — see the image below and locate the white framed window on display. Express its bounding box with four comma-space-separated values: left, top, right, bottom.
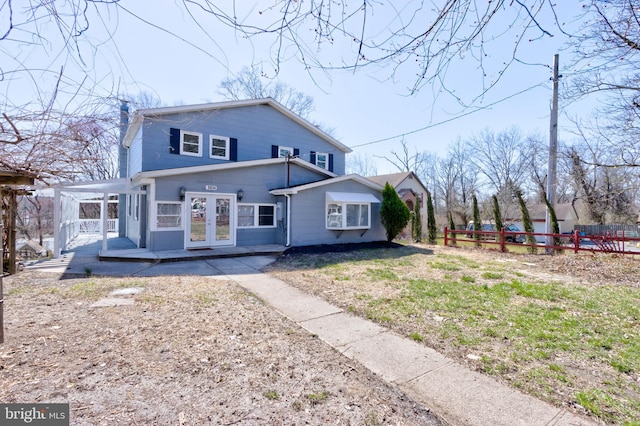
209, 135, 230, 160
278, 146, 294, 158
134, 194, 140, 221
181, 130, 202, 156
315, 152, 329, 170
325, 192, 379, 230
154, 202, 182, 230
237, 204, 276, 228
326, 203, 370, 229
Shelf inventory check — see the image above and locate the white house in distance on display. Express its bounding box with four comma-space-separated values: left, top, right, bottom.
508, 202, 579, 241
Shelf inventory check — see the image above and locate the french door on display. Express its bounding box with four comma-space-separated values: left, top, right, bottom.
186, 193, 235, 248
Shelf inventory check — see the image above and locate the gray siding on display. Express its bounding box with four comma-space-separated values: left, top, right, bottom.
289, 181, 386, 247
128, 127, 143, 176
144, 162, 321, 250
138, 105, 345, 174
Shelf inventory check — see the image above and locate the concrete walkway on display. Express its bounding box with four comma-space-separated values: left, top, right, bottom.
24, 244, 596, 425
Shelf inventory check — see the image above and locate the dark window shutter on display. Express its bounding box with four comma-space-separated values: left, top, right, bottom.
230, 138, 238, 161
169, 128, 180, 154
328, 153, 334, 172
293, 148, 300, 157
271, 145, 278, 158
310, 151, 316, 164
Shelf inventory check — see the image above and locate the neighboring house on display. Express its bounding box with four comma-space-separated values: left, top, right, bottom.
507, 202, 579, 241
367, 172, 428, 239
111, 98, 386, 252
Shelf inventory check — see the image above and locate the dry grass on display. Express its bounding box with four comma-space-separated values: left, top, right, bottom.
266, 243, 640, 425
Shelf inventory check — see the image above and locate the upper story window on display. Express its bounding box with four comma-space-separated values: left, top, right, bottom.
278, 146, 294, 158
315, 152, 329, 170
210, 135, 230, 160
181, 130, 202, 157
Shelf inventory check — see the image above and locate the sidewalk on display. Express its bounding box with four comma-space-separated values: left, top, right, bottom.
25, 253, 596, 425
211, 256, 596, 426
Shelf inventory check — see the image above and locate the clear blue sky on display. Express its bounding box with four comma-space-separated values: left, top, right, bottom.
3, 1, 592, 175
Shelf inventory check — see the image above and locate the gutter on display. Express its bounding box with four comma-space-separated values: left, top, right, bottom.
284, 193, 292, 247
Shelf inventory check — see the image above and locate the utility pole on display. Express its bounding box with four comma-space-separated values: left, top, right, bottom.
545, 54, 560, 253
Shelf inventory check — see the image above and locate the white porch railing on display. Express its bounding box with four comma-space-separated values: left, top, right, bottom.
79, 219, 118, 233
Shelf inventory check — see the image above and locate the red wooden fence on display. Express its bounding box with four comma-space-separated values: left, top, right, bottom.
444, 227, 640, 255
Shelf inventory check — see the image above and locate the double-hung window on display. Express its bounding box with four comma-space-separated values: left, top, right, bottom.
325, 192, 379, 230
181, 130, 202, 156
278, 146, 294, 158
155, 202, 182, 229
210, 135, 230, 160
315, 152, 329, 170
237, 204, 276, 228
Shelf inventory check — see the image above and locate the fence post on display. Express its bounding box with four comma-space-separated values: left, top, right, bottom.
500, 226, 506, 252
444, 226, 449, 247
574, 229, 579, 254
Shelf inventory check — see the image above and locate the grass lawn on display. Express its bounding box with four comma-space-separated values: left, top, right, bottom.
268, 244, 640, 425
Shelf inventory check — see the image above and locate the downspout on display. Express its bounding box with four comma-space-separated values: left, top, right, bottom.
284, 193, 291, 247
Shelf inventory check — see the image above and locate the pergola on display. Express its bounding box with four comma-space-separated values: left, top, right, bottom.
1, 169, 35, 344
51, 178, 144, 257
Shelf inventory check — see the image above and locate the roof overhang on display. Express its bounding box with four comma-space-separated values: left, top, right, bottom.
122, 97, 352, 154
132, 157, 336, 182
0, 170, 35, 186
270, 174, 383, 196
326, 191, 381, 203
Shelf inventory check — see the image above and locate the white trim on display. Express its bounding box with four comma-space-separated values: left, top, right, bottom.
278, 146, 294, 158
326, 192, 380, 203
184, 192, 236, 248
152, 201, 183, 231
237, 203, 277, 228
270, 174, 383, 195
132, 157, 336, 182
180, 130, 203, 157
315, 152, 329, 170
209, 134, 230, 160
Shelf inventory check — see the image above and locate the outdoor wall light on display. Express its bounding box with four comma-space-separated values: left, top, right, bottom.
237, 189, 244, 201
179, 186, 186, 201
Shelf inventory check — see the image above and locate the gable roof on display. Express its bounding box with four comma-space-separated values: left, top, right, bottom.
132, 157, 336, 181
270, 174, 382, 195
367, 171, 427, 191
123, 97, 352, 154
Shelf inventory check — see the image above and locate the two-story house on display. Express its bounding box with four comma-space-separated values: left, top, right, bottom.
117, 98, 386, 252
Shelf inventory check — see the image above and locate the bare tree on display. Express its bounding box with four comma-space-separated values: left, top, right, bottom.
219, 67, 315, 119
468, 127, 533, 200
346, 153, 378, 176
565, 142, 639, 224
434, 139, 479, 225
565, 0, 640, 168
377, 137, 432, 178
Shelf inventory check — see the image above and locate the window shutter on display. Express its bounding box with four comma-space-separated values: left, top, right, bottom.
328, 153, 334, 172
230, 138, 238, 161
310, 151, 316, 165
293, 148, 300, 157
271, 145, 278, 158
169, 128, 180, 154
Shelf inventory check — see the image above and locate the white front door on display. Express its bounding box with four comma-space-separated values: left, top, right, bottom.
186, 193, 235, 249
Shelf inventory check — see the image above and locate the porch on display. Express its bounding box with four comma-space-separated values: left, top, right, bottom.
63, 233, 286, 262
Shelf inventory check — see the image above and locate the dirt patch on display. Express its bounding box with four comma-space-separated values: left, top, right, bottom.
1, 271, 440, 425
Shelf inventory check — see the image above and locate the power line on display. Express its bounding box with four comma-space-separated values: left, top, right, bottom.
348, 81, 548, 149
